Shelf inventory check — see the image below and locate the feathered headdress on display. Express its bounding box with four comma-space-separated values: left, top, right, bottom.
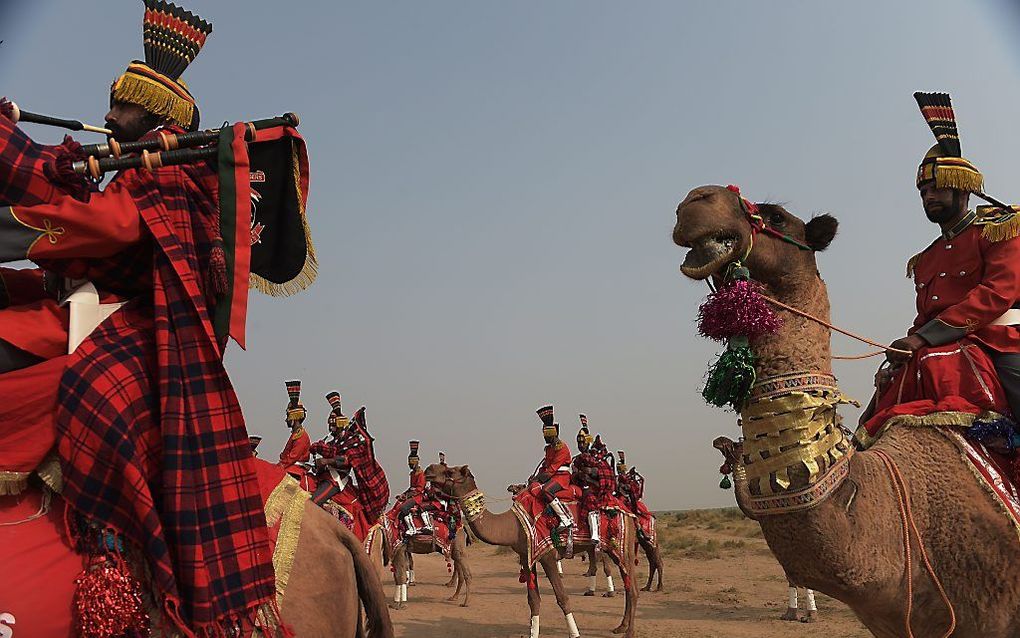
111, 0, 213, 130
914, 92, 983, 193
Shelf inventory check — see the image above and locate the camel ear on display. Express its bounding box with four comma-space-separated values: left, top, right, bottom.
805, 214, 838, 251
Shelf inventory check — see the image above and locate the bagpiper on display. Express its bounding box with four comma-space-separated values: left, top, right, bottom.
524, 405, 574, 532
0, 1, 314, 632
279, 379, 312, 474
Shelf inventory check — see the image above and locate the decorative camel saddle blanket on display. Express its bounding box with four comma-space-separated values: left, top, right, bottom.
0, 461, 306, 638
511, 493, 631, 567
382, 508, 455, 558
855, 406, 1020, 542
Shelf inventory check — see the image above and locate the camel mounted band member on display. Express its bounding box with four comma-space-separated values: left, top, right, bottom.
398, 440, 436, 536
525, 405, 574, 531
616, 451, 653, 539
871, 92, 1020, 430
571, 414, 603, 543
0, 1, 315, 633
575, 432, 618, 545
279, 379, 312, 474
308, 391, 351, 505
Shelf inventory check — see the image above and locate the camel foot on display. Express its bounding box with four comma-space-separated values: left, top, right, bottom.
460, 601, 470, 608
611, 623, 630, 635
408, 582, 416, 587
446, 595, 459, 602
654, 584, 663, 592
801, 610, 818, 623
388, 601, 407, 611
640, 585, 651, 592
602, 591, 616, 598
781, 608, 799, 621
583, 589, 596, 597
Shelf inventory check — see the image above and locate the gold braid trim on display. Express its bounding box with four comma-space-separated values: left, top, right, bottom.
852, 410, 984, 450
250, 140, 319, 297
740, 385, 854, 495
906, 252, 922, 278
0, 471, 28, 496
263, 474, 310, 602
112, 70, 194, 130
35, 455, 63, 493
979, 214, 1020, 242
460, 490, 486, 522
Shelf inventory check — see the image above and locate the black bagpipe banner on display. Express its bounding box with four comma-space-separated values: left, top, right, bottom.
215, 122, 316, 347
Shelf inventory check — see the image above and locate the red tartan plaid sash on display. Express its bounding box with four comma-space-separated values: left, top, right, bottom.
55, 161, 282, 636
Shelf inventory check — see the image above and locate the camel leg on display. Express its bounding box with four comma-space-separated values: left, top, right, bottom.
601, 552, 616, 598
605, 543, 637, 637
801, 589, 818, 623
454, 534, 472, 607
524, 560, 542, 638
540, 553, 580, 638
781, 585, 800, 621
640, 538, 663, 592
388, 545, 408, 610
583, 547, 598, 595
407, 550, 416, 586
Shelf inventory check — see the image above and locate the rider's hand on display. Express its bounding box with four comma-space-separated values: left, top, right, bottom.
886, 334, 925, 366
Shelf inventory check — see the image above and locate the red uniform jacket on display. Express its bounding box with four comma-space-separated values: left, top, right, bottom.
279, 427, 311, 470
531, 441, 573, 491
909, 218, 1020, 352
409, 467, 426, 493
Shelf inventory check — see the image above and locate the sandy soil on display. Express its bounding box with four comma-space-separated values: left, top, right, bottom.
386, 510, 871, 638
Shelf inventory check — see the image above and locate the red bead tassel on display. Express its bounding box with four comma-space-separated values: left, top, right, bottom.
697, 279, 782, 342
73, 558, 149, 638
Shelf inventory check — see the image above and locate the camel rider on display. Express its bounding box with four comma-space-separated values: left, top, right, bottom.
616, 451, 653, 539
526, 405, 574, 531
308, 391, 353, 506
571, 414, 602, 543
400, 440, 435, 536
879, 92, 1020, 423
278, 379, 311, 475
439, 450, 448, 468
249, 435, 263, 458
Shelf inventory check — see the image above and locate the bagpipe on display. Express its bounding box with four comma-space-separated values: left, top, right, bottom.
6, 101, 299, 180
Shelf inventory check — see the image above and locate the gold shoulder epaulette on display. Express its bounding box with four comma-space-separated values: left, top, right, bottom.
906, 252, 922, 278
976, 205, 1020, 242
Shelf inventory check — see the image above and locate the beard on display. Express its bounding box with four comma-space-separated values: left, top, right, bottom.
924, 198, 963, 224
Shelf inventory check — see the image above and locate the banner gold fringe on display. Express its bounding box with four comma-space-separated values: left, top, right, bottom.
250, 141, 318, 297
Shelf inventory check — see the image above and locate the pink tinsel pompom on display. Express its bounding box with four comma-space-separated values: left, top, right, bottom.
697, 279, 782, 342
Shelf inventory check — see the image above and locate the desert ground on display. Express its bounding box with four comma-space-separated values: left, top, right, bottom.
386, 508, 870, 638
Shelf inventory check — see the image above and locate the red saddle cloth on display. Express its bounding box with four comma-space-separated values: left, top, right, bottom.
382, 504, 455, 557
511, 488, 627, 565
0, 487, 84, 638
0, 357, 67, 493
289, 467, 373, 540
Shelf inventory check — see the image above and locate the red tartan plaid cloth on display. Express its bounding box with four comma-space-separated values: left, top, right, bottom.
0, 113, 88, 206
573, 451, 617, 511
338, 417, 389, 522
52, 151, 281, 635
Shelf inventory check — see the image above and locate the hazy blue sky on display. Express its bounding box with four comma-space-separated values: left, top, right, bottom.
3, 1, 1019, 509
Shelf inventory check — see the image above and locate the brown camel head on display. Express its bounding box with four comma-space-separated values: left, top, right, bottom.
424, 463, 479, 499
672, 185, 838, 289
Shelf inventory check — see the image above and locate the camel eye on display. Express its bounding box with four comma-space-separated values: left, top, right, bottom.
769, 212, 785, 226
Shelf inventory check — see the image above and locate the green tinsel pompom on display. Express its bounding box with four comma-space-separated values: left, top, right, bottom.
702, 337, 757, 410
719, 475, 732, 489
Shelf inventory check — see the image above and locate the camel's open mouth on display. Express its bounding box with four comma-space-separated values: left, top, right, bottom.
679, 242, 743, 280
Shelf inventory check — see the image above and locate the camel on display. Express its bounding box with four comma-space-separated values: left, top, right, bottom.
1, 470, 394, 638
673, 184, 1020, 638
383, 519, 472, 608
427, 463, 639, 638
